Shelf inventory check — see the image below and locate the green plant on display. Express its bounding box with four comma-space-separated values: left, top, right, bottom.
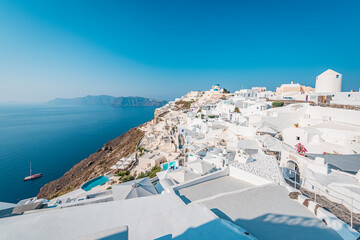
138, 146, 147, 156
137, 171, 148, 179
116, 170, 130, 177
234, 107, 240, 113
272, 101, 284, 108
148, 166, 161, 178
201, 114, 204, 119
222, 88, 230, 93
175, 100, 194, 110
121, 175, 135, 182
106, 186, 112, 190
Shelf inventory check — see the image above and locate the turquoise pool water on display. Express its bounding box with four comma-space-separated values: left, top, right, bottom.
162, 163, 169, 170
162, 161, 177, 171
81, 176, 109, 191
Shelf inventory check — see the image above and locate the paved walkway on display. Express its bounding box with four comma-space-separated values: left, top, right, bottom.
175, 176, 254, 204
201, 185, 342, 240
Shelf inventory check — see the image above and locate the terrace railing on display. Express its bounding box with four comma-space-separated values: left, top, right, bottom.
282, 168, 360, 231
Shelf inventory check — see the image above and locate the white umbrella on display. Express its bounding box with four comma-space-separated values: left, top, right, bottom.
112, 177, 157, 200
166, 167, 200, 184
117, 163, 128, 170
124, 158, 133, 165
257, 126, 277, 135
187, 159, 215, 175
261, 135, 283, 152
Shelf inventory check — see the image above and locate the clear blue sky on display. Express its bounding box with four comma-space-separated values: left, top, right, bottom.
0, 0, 359, 102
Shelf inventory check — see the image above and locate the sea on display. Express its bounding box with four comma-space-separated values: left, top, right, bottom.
0, 104, 157, 203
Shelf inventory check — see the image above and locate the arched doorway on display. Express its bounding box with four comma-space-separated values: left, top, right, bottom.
286, 160, 301, 188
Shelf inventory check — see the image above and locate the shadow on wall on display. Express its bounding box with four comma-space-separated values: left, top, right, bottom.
174, 190, 191, 204
99, 231, 128, 240
152, 210, 341, 240
154, 218, 251, 240
209, 208, 341, 240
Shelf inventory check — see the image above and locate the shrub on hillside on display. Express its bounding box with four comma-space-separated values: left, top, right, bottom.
121, 175, 135, 182
272, 101, 284, 108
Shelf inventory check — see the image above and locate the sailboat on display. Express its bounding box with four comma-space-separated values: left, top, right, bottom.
24, 162, 43, 181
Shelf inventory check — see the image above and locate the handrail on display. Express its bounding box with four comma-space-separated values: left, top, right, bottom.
283, 169, 360, 206
283, 169, 360, 229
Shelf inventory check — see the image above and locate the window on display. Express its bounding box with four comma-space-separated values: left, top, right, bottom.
336, 75, 339, 78
296, 136, 300, 140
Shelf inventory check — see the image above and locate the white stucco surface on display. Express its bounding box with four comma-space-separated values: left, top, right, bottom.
0, 193, 253, 240
201, 185, 342, 240
0, 202, 16, 211
175, 176, 254, 203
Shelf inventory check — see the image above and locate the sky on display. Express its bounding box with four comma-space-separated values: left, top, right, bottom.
0, 0, 359, 102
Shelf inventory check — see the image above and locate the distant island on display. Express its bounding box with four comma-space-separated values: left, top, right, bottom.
47, 95, 167, 107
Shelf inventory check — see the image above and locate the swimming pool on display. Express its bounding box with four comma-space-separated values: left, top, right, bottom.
81, 176, 109, 191
161, 161, 178, 171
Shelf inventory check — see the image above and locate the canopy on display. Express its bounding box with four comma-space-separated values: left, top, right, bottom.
112, 177, 157, 200
256, 122, 278, 135
166, 167, 200, 184
187, 159, 215, 175
260, 135, 283, 152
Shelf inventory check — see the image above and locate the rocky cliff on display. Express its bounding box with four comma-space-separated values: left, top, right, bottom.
48, 95, 167, 107
37, 127, 144, 200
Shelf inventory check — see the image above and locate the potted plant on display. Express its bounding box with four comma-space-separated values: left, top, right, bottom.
294, 123, 299, 128
234, 107, 240, 113
295, 143, 307, 156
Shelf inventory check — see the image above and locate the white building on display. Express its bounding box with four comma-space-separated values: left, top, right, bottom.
234, 89, 259, 99
315, 69, 342, 93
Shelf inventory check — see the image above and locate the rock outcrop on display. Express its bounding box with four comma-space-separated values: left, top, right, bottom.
48, 95, 167, 107
37, 127, 144, 200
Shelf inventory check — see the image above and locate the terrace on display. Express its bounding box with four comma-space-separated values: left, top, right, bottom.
173, 171, 342, 240
175, 176, 254, 204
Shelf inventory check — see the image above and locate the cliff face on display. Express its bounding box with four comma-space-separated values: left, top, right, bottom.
48, 95, 167, 107
37, 127, 144, 200
112, 97, 167, 107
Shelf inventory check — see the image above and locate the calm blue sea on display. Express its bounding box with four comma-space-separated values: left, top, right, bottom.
0, 104, 156, 203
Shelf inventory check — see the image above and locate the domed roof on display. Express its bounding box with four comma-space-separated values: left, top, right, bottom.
318, 69, 341, 77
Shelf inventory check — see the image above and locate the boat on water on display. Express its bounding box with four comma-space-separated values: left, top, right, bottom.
24, 162, 43, 181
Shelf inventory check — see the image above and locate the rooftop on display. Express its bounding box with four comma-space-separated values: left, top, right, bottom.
0, 193, 252, 240
201, 184, 342, 240
175, 176, 254, 204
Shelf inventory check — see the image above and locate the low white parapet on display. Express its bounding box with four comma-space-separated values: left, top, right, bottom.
317, 208, 360, 240
297, 195, 308, 205
356, 170, 360, 183
307, 157, 329, 175
229, 166, 273, 186
314, 157, 326, 165
171, 168, 229, 193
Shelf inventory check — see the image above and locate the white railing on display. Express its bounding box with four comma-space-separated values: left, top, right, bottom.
282, 168, 360, 230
